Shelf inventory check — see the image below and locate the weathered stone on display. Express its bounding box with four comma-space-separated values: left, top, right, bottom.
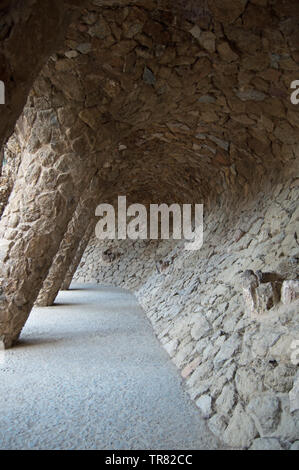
198, 31, 216, 53
181, 356, 201, 379
163, 339, 178, 357
88, 17, 111, 38
247, 393, 281, 435
196, 394, 212, 418
61, 221, 95, 290
273, 395, 299, 442
217, 42, 238, 62
281, 280, 299, 305
264, 363, 298, 394
0, 0, 298, 451
35, 176, 101, 307
209, 0, 248, 24
223, 404, 258, 448
215, 383, 236, 415
0, 0, 72, 154
236, 89, 267, 101
289, 374, 299, 413
143, 67, 156, 86
190, 316, 211, 340
189, 25, 201, 41
65, 50, 79, 59
213, 335, 241, 369
76, 43, 92, 54
242, 269, 280, 316
249, 438, 284, 450
208, 413, 228, 439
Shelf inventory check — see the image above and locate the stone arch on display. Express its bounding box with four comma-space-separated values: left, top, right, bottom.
0, 0, 298, 450
0, 0, 298, 346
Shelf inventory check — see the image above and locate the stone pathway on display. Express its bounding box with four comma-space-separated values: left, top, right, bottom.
0, 285, 222, 450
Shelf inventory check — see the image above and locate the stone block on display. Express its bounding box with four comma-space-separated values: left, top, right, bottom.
208, 413, 228, 439
223, 404, 258, 448
163, 339, 178, 357
249, 437, 284, 450
213, 334, 241, 369
215, 383, 236, 415
281, 280, 299, 305
247, 393, 281, 435
190, 316, 211, 340
289, 374, 299, 413
242, 269, 280, 315
0, 239, 13, 262
196, 394, 212, 418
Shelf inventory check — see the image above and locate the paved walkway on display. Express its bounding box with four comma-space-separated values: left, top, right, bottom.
0, 285, 221, 450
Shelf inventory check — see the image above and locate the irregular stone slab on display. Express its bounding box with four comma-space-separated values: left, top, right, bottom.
223, 404, 258, 448
249, 438, 284, 450
281, 280, 299, 305
241, 270, 280, 315
143, 66, 156, 85
196, 394, 212, 418
247, 393, 281, 435
289, 374, 299, 413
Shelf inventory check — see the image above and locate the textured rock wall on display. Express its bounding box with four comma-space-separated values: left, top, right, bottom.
1, 0, 299, 340
0, 0, 298, 444
0, 134, 21, 217
75, 175, 299, 449
35, 173, 101, 307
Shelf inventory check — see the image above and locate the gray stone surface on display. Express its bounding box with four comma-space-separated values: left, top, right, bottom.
250, 438, 284, 450
289, 373, 299, 413
247, 393, 281, 435
195, 394, 212, 418
1, 0, 298, 452
0, 285, 222, 450
223, 404, 258, 449
74, 181, 299, 449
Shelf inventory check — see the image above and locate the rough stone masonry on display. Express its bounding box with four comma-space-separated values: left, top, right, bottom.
0, 0, 299, 450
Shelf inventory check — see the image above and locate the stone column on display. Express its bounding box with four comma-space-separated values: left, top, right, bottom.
35, 178, 100, 307
61, 220, 95, 291
0, 135, 22, 217
0, 85, 100, 349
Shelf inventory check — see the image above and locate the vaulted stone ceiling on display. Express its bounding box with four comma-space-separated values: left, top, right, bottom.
3, 0, 299, 204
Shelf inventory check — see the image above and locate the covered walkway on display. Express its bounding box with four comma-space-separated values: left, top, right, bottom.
0, 285, 221, 450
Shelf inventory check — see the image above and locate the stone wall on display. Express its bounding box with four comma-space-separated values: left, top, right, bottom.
0, 0, 298, 447
75, 175, 299, 449
0, 135, 22, 217
0, 0, 76, 156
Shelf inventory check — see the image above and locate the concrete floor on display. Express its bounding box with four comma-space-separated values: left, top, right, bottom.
0, 285, 221, 450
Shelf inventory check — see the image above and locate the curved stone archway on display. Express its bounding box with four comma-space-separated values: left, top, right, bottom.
0, 0, 298, 450
0, 0, 298, 345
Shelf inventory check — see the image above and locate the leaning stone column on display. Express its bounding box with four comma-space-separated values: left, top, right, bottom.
35, 177, 100, 307
0, 88, 100, 349
61, 220, 96, 291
